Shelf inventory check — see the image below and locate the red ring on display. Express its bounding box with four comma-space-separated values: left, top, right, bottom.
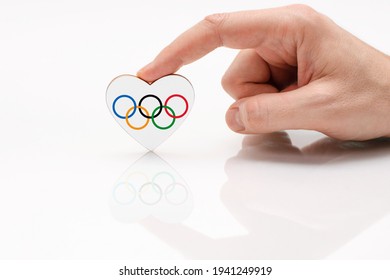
164, 94, 189, 119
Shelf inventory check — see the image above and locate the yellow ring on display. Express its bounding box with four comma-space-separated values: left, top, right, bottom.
125, 106, 150, 130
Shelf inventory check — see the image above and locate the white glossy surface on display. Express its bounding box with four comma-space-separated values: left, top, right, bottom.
0, 0, 389, 259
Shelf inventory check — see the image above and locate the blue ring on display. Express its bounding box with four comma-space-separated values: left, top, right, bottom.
112, 95, 137, 119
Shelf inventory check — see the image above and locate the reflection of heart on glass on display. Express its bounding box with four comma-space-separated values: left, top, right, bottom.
109, 152, 193, 223
106, 74, 195, 150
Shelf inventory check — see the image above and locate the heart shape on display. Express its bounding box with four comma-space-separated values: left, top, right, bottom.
109, 152, 193, 223
106, 74, 194, 150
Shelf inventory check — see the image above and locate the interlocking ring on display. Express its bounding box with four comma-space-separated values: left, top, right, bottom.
112, 182, 136, 205
164, 94, 188, 119
138, 94, 162, 119
112, 93, 189, 130
152, 105, 175, 130
112, 95, 137, 119
165, 182, 189, 205
139, 182, 163, 205
125, 106, 150, 130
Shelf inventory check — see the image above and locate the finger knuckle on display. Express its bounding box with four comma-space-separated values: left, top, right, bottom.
286, 4, 324, 28
221, 72, 232, 91
289, 4, 317, 15
203, 13, 228, 45
221, 75, 252, 100
221, 73, 238, 94
280, 4, 330, 53
204, 13, 228, 27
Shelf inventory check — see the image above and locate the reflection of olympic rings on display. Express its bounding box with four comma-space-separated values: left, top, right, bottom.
138, 182, 163, 205
125, 171, 149, 187
165, 182, 189, 206
114, 171, 189, 206
112, 94, 189, 130
113, 182, 137, 205
152, 171, 176, 191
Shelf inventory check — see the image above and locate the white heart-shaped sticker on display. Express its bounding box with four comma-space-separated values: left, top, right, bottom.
106, 74, 194, 150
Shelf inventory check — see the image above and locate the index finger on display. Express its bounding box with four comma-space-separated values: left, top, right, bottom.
137, 6, 307, 82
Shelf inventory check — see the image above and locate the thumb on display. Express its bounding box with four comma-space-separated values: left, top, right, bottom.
225, 85, 320, 134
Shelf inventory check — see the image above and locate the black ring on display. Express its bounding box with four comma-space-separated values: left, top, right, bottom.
138, 94, 162, 119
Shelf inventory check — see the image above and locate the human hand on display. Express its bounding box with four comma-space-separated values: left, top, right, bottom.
138, 4, 390, 140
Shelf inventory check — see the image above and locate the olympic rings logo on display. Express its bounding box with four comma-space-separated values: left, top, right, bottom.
112, 94, 189, 130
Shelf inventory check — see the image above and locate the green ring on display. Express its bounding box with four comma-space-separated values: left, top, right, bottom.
151, 105, 176, 130
152, 171, 176, 195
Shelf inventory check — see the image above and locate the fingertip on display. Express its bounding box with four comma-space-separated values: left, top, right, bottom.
137, 58, 178, 83
137, 62, 157, 83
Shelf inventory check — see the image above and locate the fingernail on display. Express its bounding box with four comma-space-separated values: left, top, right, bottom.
227, 107, 245, 132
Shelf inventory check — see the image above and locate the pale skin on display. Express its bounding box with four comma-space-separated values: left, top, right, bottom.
137, 4, 390, 140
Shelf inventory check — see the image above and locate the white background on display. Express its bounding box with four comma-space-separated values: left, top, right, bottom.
0, 0, 389, 260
